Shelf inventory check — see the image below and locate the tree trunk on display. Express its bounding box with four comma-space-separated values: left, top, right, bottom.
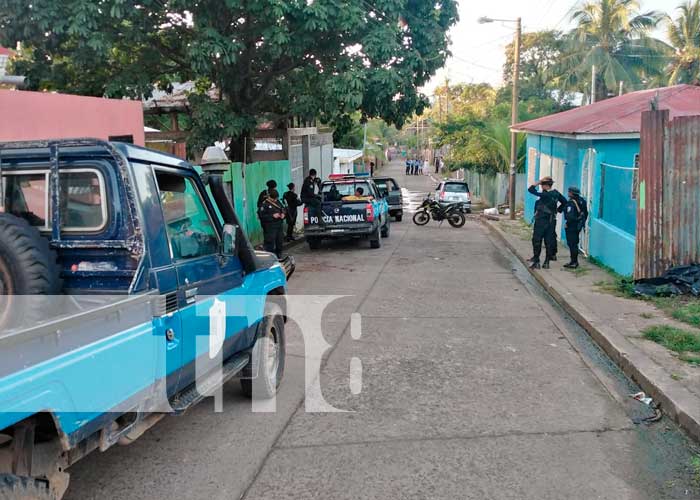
228, 131, 254, 163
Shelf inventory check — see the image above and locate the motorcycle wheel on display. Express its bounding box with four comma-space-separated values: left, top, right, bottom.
412, 211, 430, 226
447, 212, 466, 228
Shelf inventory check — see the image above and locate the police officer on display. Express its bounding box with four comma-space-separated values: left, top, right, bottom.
259, 188, 286, 258
560, 186, 588, 269
258, 179, 277, 209
283, 182, 302, 241
301, 168, 325, 227
528, 176, 566, 269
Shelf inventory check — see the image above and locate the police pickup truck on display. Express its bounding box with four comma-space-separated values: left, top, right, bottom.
303, 173, 390, 250
0, 139, 292, 499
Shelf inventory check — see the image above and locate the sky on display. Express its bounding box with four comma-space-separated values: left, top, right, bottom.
422, 0, 678, 95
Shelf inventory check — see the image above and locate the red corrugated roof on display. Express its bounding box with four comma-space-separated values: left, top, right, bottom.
513, 85, 700, 136
0, 46, 14, 56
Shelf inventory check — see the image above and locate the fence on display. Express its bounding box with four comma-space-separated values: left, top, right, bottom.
463, 169, 526, 209
223, 160, 292, 245
635, 110, 700, 279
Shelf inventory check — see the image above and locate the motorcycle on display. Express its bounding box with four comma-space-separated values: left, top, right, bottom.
412, 195, 466, 228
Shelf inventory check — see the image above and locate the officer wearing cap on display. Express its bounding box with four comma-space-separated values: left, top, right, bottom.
527, 176, 567, 269
559, 186, 588, 269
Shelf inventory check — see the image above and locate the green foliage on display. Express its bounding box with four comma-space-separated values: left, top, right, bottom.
554, 0, 673, 98
0, 0, 457, 159
652, 297, 700, 328
666, 0, 700, 84
643, 325, 700, 363
429, 81, 564, 175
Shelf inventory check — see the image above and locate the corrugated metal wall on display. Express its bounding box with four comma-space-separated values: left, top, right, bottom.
636, 110, 700, 279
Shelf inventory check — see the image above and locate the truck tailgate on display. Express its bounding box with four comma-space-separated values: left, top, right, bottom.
314, 201, 371, 227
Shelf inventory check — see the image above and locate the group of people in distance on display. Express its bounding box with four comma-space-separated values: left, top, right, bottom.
405, 158, 426, 176
257, 168, 324, 258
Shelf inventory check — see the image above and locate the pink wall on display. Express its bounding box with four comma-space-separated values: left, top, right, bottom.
0, 90, 145, 145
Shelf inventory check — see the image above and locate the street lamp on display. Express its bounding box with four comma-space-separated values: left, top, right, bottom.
478, 15, 521, 220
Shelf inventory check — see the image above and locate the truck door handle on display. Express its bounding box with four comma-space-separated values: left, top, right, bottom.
165, 328, 175, 341
185, 287, 198, 304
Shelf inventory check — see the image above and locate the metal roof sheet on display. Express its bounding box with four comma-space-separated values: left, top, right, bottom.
513, 85, 700, 136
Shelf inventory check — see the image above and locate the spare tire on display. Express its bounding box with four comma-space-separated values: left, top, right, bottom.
0, 214, 61, 330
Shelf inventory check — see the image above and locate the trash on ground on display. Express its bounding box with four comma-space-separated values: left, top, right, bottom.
483, 207, 499, 216
630, 391, 653, 405
633, 264, 700, 297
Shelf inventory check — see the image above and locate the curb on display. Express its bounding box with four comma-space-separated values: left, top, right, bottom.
482, 217, 700, 442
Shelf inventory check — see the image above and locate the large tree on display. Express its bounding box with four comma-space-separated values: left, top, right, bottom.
556, 0, 670, 99
667, 0, 700, 84
0, 0, 457, 160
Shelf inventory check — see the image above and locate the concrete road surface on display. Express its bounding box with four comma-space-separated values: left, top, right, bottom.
66, 161, 700, 500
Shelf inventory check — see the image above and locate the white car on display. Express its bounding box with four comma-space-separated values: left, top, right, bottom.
435, 181, 472, 213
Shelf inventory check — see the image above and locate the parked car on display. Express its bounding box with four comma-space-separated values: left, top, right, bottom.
304, 173, 390, 249
372, 176, 403, 221
435, 180, 471, 213
0, 139, 292, 499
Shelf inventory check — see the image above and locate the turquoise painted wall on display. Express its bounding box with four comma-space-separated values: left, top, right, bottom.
523, 133, 639, 277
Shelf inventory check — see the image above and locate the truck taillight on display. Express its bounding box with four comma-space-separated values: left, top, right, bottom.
366, 203, 374, 222
439, 191, 445, 201
303, 206, 309, 225
466, 192, 471, 202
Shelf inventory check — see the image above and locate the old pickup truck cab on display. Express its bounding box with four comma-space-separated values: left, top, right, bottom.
303, 173, 390, 250
0, 139, 291, 499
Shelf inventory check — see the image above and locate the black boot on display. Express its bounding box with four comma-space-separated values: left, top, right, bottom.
530, 260, 541, 269
563, 261, 578, 269
550, 255, 557, 261
542, 259, 550, 269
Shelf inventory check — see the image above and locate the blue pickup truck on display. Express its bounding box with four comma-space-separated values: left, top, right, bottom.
0, 139, 292, 499
303, 174, 390, 250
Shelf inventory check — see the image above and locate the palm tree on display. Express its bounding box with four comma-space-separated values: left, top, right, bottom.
556, 0, 670, 99
667, 1, 700, 84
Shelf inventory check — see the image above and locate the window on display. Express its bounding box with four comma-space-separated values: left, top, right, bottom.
374, 179, 398, 193
2, 169, 107, 231
444, 183, 469, 193
155, 171, 219, 260
322, 181, 372, 201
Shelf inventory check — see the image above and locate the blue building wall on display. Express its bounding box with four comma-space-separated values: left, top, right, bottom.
523, 133, 639, 276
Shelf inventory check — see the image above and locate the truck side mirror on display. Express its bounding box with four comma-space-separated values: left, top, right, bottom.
222, 224, 238, 255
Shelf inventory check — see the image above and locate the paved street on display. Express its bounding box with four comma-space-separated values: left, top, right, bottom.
66, 161, 699, 500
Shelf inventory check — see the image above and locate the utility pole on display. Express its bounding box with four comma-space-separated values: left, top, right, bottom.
591, 65, 597, 104
619, 81, 624, 96
444, 77, 450, 119
507, 17, 521, 220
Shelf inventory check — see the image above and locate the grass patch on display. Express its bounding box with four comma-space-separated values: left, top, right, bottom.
563, 266, 590, 277
691, 456, 700, 486
652, 297, 700, 329
588, 256, 637, 298
643, 325, 700, 364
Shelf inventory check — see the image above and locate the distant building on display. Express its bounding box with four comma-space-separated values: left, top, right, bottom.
0, 46, 11, 76
514, 84, 700, 276
333, 148, 363, 175
0, 89, 145, 145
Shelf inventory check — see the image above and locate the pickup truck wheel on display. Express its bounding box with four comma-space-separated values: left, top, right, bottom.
0, 214, 62, 329
0, 473, 52, 499
369, 228, 381, 249
241, 306, 285, 399
381, 219, 390, 238
307, 237, 322, 250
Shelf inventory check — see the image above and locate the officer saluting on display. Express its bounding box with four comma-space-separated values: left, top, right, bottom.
258, 188, 286, 258
560, 186, 588, 269
528, 176, 566, 269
